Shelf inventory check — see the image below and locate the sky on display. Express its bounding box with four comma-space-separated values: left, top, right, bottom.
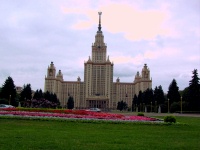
0, 0, 199, 93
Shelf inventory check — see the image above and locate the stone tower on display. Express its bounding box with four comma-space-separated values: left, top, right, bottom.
84, 12, 114, 109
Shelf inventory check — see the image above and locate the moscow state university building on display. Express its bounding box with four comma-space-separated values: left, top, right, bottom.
44, 12, 152, 109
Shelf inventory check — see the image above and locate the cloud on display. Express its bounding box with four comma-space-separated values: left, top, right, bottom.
61, 2, 172, 41
188, 55, 200, 62
194, 28, 200, 37
110, 46, 180, 67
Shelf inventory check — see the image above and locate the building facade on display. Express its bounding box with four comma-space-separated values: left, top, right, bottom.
44, 12, 152, 109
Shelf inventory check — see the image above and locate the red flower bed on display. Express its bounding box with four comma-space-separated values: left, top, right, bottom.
0, 108, 157, 121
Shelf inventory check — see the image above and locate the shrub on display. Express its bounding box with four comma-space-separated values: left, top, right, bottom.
137, 112, 144, 116
164, 116, 176, 123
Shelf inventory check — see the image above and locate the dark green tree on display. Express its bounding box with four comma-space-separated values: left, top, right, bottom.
154, 85, 165, 105
180, 87, 189, 102
52, 94, 59, 103
188, 69, 200, 111
0, 76, 17, 106
141, 91, 146, 104
31, 90, 60, 108
44, 91, 60, 106
33, 89, 43, 99
44, 91, 51, 101
167, 79, 180, 103
137, 91, 143, 111
20, 84, 32, 106
132, 94, 138, 111
117, 100, 127, 111
144, 88, 154, 105
137, 91, 142, 105
178, 88, 190, 111
38, 89, 43, 99
67, 96, 74, 109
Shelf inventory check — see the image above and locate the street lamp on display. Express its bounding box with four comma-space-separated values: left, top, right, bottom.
151, 101, 152, 112
168, 99, 170, 113
181, 96, 182, 114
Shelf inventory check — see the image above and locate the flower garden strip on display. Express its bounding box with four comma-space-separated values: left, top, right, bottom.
0, 108, 162, 122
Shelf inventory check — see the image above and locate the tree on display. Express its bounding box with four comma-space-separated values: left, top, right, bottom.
167, 79, 180, 103
44, 91, 60, 107
137, 91, 143, 111
20, 84, 32, 107
188, 69, 200, 111
33, 89, 43, 99
67, 96, 74, 109
137, 91, 142, 105
179, 88, 190, 111
31, 90, 60, 108
144, 88, 154, 105
154, 85, 165, 105
117, 100, 127, 111
0, 76, 17, 106
44, 91, 51, 101
132, 94, 138, 111
180, 88, 189, 102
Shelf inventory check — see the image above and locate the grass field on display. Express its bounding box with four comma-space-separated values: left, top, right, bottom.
0, 116, 200, 150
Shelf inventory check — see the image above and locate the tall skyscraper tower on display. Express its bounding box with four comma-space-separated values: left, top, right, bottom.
84, 12, 113, 108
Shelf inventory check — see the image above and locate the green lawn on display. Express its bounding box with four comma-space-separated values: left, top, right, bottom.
0, 116, 200, 150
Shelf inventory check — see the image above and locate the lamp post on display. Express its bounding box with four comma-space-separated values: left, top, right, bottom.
151, 101, 152, 112
168, 99, 170, 113
181, 96, 182, 114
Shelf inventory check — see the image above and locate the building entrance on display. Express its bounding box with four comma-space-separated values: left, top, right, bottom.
86, 100, 107, 109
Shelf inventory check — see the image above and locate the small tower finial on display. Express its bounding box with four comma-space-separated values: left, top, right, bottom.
98, 12, 102, 31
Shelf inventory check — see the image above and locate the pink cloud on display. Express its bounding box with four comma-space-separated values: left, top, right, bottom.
101, 4, 168, 40
61, 2, 173, 41
188, 55, 200, 62
111, 53, 144, 66
111, 47, 180, 66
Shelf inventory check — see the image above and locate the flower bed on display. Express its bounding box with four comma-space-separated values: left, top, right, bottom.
0, 108, 159, 122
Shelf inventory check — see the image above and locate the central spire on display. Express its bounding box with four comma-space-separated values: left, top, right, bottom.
98, 12, 102, 31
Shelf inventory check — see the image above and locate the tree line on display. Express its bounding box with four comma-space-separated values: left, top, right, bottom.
0, 76, 75, 109
0, 69, 199, 111
0, 77, 60, 108
117, 69, 200, 112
